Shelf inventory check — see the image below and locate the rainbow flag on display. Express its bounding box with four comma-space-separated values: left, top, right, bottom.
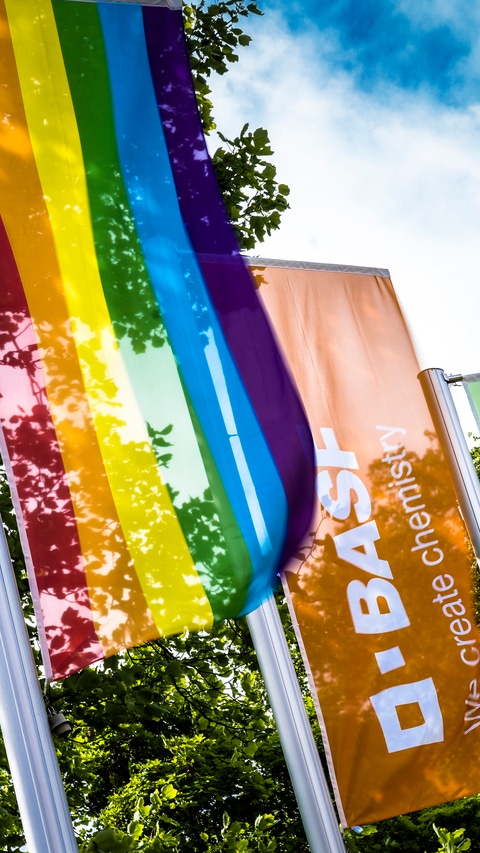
0, 0, 314, 680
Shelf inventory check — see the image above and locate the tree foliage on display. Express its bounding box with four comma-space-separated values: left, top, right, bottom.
471, 437, 480, 481
48, 616, 312, 852
343, 799, 478, 853
184, 1, 290, 249
184, 0, 262, 133
212, 125, 290, 250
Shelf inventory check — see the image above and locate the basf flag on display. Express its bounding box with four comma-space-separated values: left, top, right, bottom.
253, 259, 479, 827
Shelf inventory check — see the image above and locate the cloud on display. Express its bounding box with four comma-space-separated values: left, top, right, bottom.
259, 0, 480, 106
209, 8, 480, 391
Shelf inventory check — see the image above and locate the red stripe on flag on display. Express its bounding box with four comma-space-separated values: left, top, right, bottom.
0, 218, 104, 677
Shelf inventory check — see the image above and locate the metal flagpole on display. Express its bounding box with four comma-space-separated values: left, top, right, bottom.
247, 594, 346, 853
418, 368, 480, 561
0, 518, 78, 853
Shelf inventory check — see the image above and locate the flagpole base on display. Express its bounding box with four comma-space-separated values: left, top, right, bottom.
0, 519, 78, 853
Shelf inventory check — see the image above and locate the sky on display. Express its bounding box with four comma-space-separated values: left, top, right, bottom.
208, 0, 480, 434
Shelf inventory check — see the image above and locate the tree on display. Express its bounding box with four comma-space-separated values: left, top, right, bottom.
54, 616, 314, 852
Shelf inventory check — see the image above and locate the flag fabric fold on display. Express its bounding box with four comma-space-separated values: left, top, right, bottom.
0, 0, 314, 680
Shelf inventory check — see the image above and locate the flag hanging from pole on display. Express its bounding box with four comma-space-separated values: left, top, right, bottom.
0, 1, 314, 681
254, 259, 479, 827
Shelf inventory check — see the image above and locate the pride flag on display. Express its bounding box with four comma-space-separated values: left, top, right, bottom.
0, 0, 314, 680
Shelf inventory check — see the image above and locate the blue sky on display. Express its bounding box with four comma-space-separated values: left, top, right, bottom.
266, 0, 479, 106
209, 0, 480, 432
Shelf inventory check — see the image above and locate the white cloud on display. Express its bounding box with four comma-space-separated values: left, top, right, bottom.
394, 0, 479, 35
209, 10, 480, 400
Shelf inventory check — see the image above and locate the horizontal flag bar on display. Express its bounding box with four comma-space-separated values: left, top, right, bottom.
60, 1, 182, 8
245, 256, 390, 277
445, 372, 480, 383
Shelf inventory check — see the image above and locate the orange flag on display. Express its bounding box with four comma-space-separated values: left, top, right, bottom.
254, 259, 479, 827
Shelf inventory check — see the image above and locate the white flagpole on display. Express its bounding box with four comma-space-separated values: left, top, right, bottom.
247, 595, 346, 853
418, 368, 480, 561
0, 519, 78, 853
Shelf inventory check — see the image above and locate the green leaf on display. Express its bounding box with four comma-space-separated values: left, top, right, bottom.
161, 783, 178, 801
126, 819, 143, 841
88, 827, 132, 853
165, 660, 183, 678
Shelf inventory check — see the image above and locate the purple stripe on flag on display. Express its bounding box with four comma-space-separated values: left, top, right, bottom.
142, 7, 314, 561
